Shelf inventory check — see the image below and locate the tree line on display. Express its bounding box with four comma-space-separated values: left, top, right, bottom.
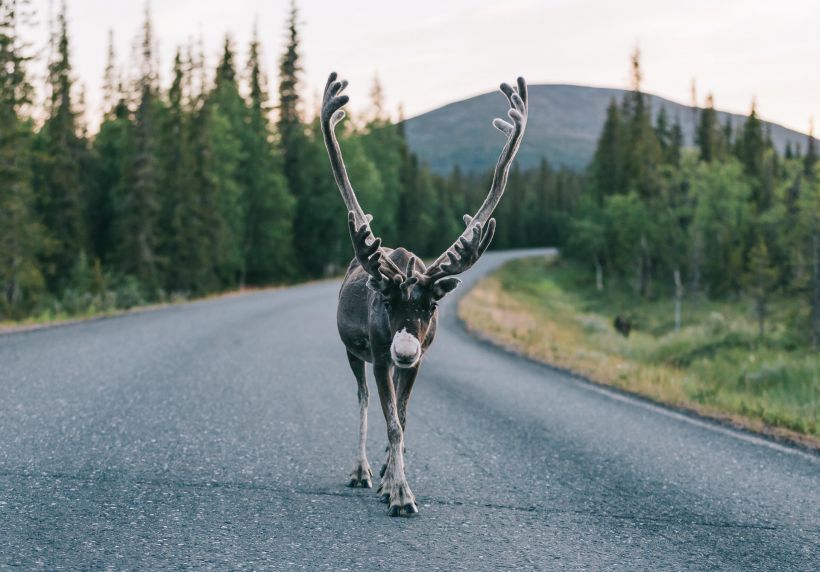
2, 1, 818, 351
0, 0, 578, 321
565, 49, 820, 348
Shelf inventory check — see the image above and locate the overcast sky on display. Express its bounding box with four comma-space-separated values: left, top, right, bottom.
24, 0, 820, 134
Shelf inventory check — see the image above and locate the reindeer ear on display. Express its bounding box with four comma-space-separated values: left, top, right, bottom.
432, 277, 461, 300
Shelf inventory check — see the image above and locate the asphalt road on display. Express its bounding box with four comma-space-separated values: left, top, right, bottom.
1, 249, 818, 570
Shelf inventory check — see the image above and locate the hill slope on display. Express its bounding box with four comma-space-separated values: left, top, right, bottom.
403, 84, 815, 173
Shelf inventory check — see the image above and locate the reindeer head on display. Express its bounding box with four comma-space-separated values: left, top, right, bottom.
321, 72, 528, 369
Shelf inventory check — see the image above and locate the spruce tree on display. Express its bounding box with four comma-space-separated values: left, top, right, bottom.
101, 29, 118, 118
622, 48, 662, 201
736, 100, 765, 180
205, 36, 248, 285
804, 120, 817, 179
242, 29, 295, 284
360, 79, 403, 244
654, 106, 670, 157
668, 117, 683, 167
90, 93, 128, 265
696, 94, 718, 162
277, 0, 328, 276
158, 48, 203, 292
277, 0, 303, 190
87, 29, 123, 263
0, 0, 46, 317
186, 44, 223, 293
590, 98, 623, 200
35, 0, 87, 286
114, 4, 162, 291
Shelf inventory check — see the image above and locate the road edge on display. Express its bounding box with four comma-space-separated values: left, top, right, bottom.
454, 264, 820, 459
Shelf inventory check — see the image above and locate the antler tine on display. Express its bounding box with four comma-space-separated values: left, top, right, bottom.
425, 77, 527, 282
424, 219, 496, 283
398, 256, 420, 300
474, 76, 527, 227
347, 212, 403, 285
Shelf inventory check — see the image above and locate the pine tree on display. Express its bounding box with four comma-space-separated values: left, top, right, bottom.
696, 94, 718, 162
590, 98, 623, 200
655, 106, 670, 157
90, 93, 128, 265
277, 0, 303, 189
277, 1, 329, 276
804, 119, 817, 179
0, 0, 47, 317
114, 3, 162, 291
87, 29, 125, 264
186, 45, 222, 293
242, 28, 295, 284
721, 117, 733, 156
205, 36, 248, 285
668, 116, 683, 167
157, 48, 204, 293
101, 28, 118, 118
360, 94, 403, 244
622, 48, 662, 201
35, 0, 87, 286
736, 100, 765, 180
396, 148, 437, 256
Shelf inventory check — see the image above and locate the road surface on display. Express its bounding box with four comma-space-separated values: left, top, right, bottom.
1, 249, 817, 570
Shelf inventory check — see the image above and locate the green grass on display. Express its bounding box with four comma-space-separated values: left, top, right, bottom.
459, 256, 819, 444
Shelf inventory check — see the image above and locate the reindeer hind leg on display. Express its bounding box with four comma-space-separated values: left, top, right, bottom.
346, 350, 373, 488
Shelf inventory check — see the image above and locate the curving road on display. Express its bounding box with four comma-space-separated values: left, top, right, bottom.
1, 249, 818, 570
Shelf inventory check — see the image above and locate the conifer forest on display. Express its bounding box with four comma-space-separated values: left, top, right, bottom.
1, 0, 818, 356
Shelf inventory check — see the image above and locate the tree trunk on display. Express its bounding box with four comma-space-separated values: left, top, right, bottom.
811, 230, 820, 351
689, 231, 702, 294
673, 268, 683, 332
639, 233, 652, 297
594, 255, 604, 292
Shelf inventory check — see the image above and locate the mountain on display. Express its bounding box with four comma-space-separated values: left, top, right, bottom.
402, 84, 816, 173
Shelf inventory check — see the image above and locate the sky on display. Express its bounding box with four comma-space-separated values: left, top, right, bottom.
23, 0, 820, 134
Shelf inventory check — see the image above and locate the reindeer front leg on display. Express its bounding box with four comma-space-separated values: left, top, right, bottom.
373, 359, 418, 516
380, 365, 419, 478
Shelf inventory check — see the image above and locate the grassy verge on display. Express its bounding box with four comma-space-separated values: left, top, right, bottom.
459, 255, 819, 450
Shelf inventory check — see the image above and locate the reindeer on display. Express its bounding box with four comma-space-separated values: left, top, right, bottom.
320, 72, 528, 516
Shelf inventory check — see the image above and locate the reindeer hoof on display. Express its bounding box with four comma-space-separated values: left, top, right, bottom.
380, 463, 387, 478
387, 500, 418, 517
348, 476, 372, 488
383, 481, 418, 516
347, 462, 373, 488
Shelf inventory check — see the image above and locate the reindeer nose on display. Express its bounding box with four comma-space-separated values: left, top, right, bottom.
391, 329, 421, 368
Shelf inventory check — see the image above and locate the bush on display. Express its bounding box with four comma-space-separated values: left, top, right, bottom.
113, 276, 144, 310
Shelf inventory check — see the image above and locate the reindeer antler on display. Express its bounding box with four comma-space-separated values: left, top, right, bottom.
423, 77, 528, 283
322, 72, 403, 285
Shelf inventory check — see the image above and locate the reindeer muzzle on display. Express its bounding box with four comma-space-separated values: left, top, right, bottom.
390, 328, 421, 368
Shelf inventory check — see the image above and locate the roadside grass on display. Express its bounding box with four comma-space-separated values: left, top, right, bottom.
458, 255, 819, 447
